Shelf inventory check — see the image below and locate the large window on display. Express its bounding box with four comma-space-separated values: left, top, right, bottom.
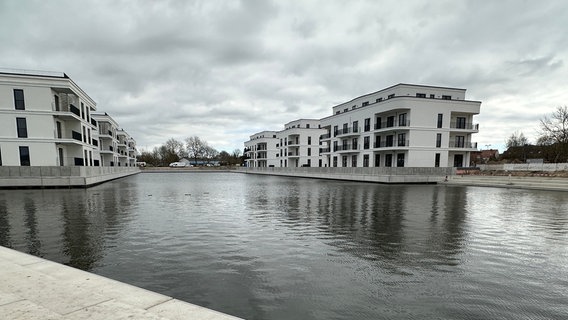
455, 136, 465, 148
351, 155, 357, 167
19, 146, 30, 166
398, 133, 406, 146
456, 117, 466, 129
364, 118, 370, 131
375, 117, 382, 129
16, 118, 28, 138
363, 136, 370, 149
363, 154, 369, 167
385, 154, 393, 167
398, 113, 407, 126
375, 154, 380, 167
386, 116, 395, 127
333, 156, 338, 167
342, 156, 347, 167
14, 89, 25, 110
397, 153, 405, 167
353, 121, 358, 133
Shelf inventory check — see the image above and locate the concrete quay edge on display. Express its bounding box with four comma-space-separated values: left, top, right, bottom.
0, 168, 140, 189
444, 175, 568, 192
0, 246, 242, 320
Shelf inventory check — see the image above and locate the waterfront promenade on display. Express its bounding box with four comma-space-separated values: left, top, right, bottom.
0, 246, 241, 320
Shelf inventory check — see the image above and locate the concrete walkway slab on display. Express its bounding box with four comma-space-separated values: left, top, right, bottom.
0, 246, 242, 320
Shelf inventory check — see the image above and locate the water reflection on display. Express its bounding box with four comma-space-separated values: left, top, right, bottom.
0, 181, 137, 271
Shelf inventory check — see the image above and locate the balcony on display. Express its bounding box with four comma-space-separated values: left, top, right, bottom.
450, 122, 479, 131
373, 140, 409, 148
320, 133, 331, 140
374, 120, 410, 131
319, 148, 330, 153
70, 104, 80, 117
335, 127, 360, 137
334, 144, 358, 152
449, 141, 478, 149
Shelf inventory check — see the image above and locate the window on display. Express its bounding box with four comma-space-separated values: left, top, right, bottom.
362, 101, 369, 106
351, 155, 357, 167
364, 136, 370, 149
437, 113, 443, 128
308, 148, 311, 156
336, 111, 340, 114
54, 95, 60, 111
386, 116, 395, 127
375, 117, 382, 129
455, 136, 465, 148
342, 156, 348, 167
306, 124, 310, 128
416, 93, 426, 98
375, 136, 381, 148
385, 154, 393, 167
307, 159, 311, 167
333, 141, 338, 152
344, 108, 348, 112
388, 94, 395, 99
319, 159, 322, 167
333, 125, 338, 137
430, 94, 435, 99
14, 89, 25, 110
436, 133, 442, 148
364, 118, 370, 131
56, 121, 62, 138
456, 117, 466, 129
19, 146, 30, 166
374, 154, 380, 167
343, 123, 348, 133
352, 105, 356, 110
435, 153, 440, 167
352, 138, 358, 150
81, 103, 85, 119
333, 156, 338, 167
376, 97, 383, 102
16, 118, 28, 138
398, 113, 407, 126
353, 121, 358, 133
398, 133, 406, 146
442, 95, 451, 100
363, 154, 369, 167
308, 136, 312, 145
386, 135, 394, 147
397, 153, 405, 167
0, 146, 2, 166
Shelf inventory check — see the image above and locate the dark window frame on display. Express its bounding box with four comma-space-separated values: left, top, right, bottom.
19, 146, 30, 166
14, 89, 25, 110
16, 117, 28, 138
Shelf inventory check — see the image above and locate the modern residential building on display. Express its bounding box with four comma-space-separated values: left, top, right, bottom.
276, 119, 327, 168
244, 131, 278, 167
92, 113, 137, 167
0, 68, 136, 167
244, 83, 481, 168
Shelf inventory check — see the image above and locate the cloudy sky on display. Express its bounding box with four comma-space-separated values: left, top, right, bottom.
1, 0, 567, 152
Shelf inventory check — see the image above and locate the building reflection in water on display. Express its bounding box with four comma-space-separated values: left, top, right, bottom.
245, 178, 469, 270
0, 179, 138, 271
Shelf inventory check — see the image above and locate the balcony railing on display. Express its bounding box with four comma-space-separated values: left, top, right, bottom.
70, 104, 80, 117
374, 120, 410, 130
449, 141, 477, 149
335, 127, 359, 136
71, 130, 82, 141
320, 133, 331, 139
373, 140, 409, 148
450, 122, 479, 130
333, 144, 358, 151
319, 148, 330, 153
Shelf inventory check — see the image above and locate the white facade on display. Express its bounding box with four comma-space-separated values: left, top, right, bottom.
244, 131, 279, 167
276, 119, 327, 167
244, 84, 481, 168
0, 69, 136, 167
92, 113, 137, 167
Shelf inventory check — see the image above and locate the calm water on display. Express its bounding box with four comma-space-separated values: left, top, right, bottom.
1, 172, 567, 319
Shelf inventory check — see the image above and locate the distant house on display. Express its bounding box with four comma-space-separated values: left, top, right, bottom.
471, 149, 499, 164
178, 158, 191, 165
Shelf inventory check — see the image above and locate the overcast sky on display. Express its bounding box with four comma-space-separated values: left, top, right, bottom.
1, 0, 567, 152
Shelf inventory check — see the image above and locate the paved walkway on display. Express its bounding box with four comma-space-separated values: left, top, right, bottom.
444, 175, 568, 191
0, 246, 242, 320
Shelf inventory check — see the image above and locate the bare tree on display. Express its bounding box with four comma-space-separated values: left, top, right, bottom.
186, 136, 206, 165
505, 131, 529, 149
539, 106, 568, 162
203, 145, 219, 164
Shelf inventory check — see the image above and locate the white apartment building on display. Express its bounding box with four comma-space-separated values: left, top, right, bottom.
320, 84, 480, 168
244, 83, 481, 168
276, 119, 327, 168
91, 113, 137, 167
0, 69, 136, 167
244, 131, 279, 167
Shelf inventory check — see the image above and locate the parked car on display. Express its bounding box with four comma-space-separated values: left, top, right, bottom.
169, 162, 186, 167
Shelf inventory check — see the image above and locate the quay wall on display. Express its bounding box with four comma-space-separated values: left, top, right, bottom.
0, 166, 140, 189
478, 163, 568, 171
238, 167, 455, 184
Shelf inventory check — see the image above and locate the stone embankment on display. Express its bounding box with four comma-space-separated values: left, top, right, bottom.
0, 246, 241, 320
445, 174, 568, 191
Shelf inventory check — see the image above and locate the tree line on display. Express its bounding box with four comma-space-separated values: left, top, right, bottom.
503, 106, 568, 163
137, 136, 244, 167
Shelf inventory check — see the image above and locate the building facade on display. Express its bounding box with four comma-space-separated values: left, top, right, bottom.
0, 69, 136, 167
92, 113, 137, 167
244, 131, 279, 168
276, 119, 327, 168
245, 84, 481, 168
